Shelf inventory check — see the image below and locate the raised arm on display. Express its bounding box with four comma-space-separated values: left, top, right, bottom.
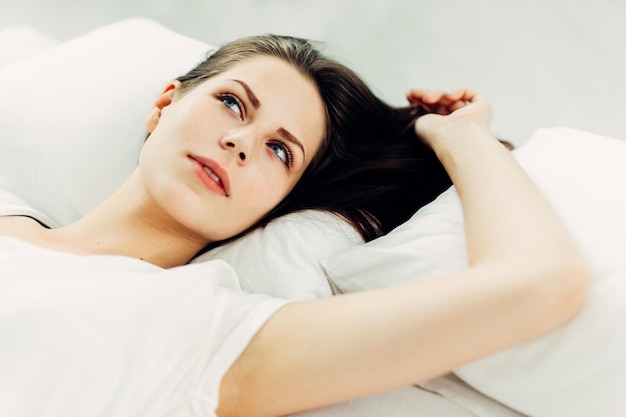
217, 90, 589, 417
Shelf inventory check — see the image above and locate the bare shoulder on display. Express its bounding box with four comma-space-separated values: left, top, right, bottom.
0, 215, 47, 240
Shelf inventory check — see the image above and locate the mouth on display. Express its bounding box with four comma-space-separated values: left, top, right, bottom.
189, 155, 230, 197
203, 166, 222, 186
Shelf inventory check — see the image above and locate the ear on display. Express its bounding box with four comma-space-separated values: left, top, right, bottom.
145, 80, 182, 133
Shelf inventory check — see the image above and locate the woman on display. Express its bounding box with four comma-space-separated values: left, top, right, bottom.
0, 35, 588, 417
176, 35, 453, 249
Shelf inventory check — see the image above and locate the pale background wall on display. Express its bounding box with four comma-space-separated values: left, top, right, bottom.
1, 0, 625, 145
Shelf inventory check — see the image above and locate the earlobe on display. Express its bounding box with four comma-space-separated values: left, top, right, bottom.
145, 80, 182, 133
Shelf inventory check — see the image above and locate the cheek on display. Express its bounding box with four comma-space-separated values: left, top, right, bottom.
161, 101, 228, 142
240, 169, 295, 212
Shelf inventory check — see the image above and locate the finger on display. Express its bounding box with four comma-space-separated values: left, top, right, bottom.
459, 88, 480, 102
407, 88, 479, 110
406, 88, 428, 96
406, 96, 425, 106
407, 93, 437, 112
444, 88, 466, 102
413, 103, 438, 114
449, 101, 467, 112
406, 88, 429, 102
424, 90, 446, 104
434, 104, 451, 115
408, 89, 445, 104
442, 88, 482, 104
444, 89, 485, 111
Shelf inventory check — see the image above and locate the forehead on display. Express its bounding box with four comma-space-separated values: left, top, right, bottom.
207, 56, 327, 165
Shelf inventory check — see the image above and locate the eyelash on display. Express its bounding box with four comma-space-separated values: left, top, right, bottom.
269, 141, 293, 168
217, 90, 293, 168
218, 92, 245, 119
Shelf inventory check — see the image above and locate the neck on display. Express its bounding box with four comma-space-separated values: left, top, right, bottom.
45, 170, 209, 268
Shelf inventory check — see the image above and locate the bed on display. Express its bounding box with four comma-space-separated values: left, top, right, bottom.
1, 19, 625, 417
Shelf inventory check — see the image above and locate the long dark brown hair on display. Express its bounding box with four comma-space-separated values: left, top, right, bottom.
176, 34, 452, 249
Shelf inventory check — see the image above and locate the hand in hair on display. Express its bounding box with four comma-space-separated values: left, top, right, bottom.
406, 88, 493, 152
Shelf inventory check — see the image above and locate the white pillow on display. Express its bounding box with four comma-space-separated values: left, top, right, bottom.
0, 18, 211, 227
0, 18, 362, 301
322, 127, 626, 416
0, 26, 58, 68
0, 19, 532, 416
320, 185, 466, 292
193, 210, 362, 300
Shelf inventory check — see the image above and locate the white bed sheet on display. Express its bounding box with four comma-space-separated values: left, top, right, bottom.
0, 23, 528, 417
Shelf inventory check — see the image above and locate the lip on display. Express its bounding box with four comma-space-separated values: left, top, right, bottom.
188, 155, 230, 197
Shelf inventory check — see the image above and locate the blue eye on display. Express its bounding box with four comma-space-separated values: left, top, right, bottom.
268, 142, 293, 167
220, 94, 243, 118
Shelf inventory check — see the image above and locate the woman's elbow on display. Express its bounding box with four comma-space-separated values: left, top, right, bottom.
499, 243, 591, 341
556, 255, 591, 322
536, 248, 591, 331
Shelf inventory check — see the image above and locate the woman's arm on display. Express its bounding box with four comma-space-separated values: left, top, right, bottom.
217, 90, 589, 417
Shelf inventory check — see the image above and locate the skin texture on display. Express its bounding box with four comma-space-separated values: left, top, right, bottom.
216, 89, 589, 417
0, 57, 326, 268
0, 57, 590, 416
140, 56, 326, 245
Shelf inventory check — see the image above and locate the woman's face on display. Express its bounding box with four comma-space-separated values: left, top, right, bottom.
139, 56, 326, 243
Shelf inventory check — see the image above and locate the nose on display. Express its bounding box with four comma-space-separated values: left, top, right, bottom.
224, 140, 247, 162
220, 129, 256, 163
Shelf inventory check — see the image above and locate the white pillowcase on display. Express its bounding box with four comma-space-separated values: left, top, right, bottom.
0, 18, 362, 301
193, 210, 362, 299
0, 26, 58, 68
0, 18, 210, 227
0, 19, 543, 416
323, 127, 626, 417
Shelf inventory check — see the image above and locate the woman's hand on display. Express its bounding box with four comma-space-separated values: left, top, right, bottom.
406, 88, 493, 151
218, 86, 589, 417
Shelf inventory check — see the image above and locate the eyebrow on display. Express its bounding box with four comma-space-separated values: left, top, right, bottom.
231, 78, 306, 159
231, 79, 260, 109
277, 127, 306, 159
